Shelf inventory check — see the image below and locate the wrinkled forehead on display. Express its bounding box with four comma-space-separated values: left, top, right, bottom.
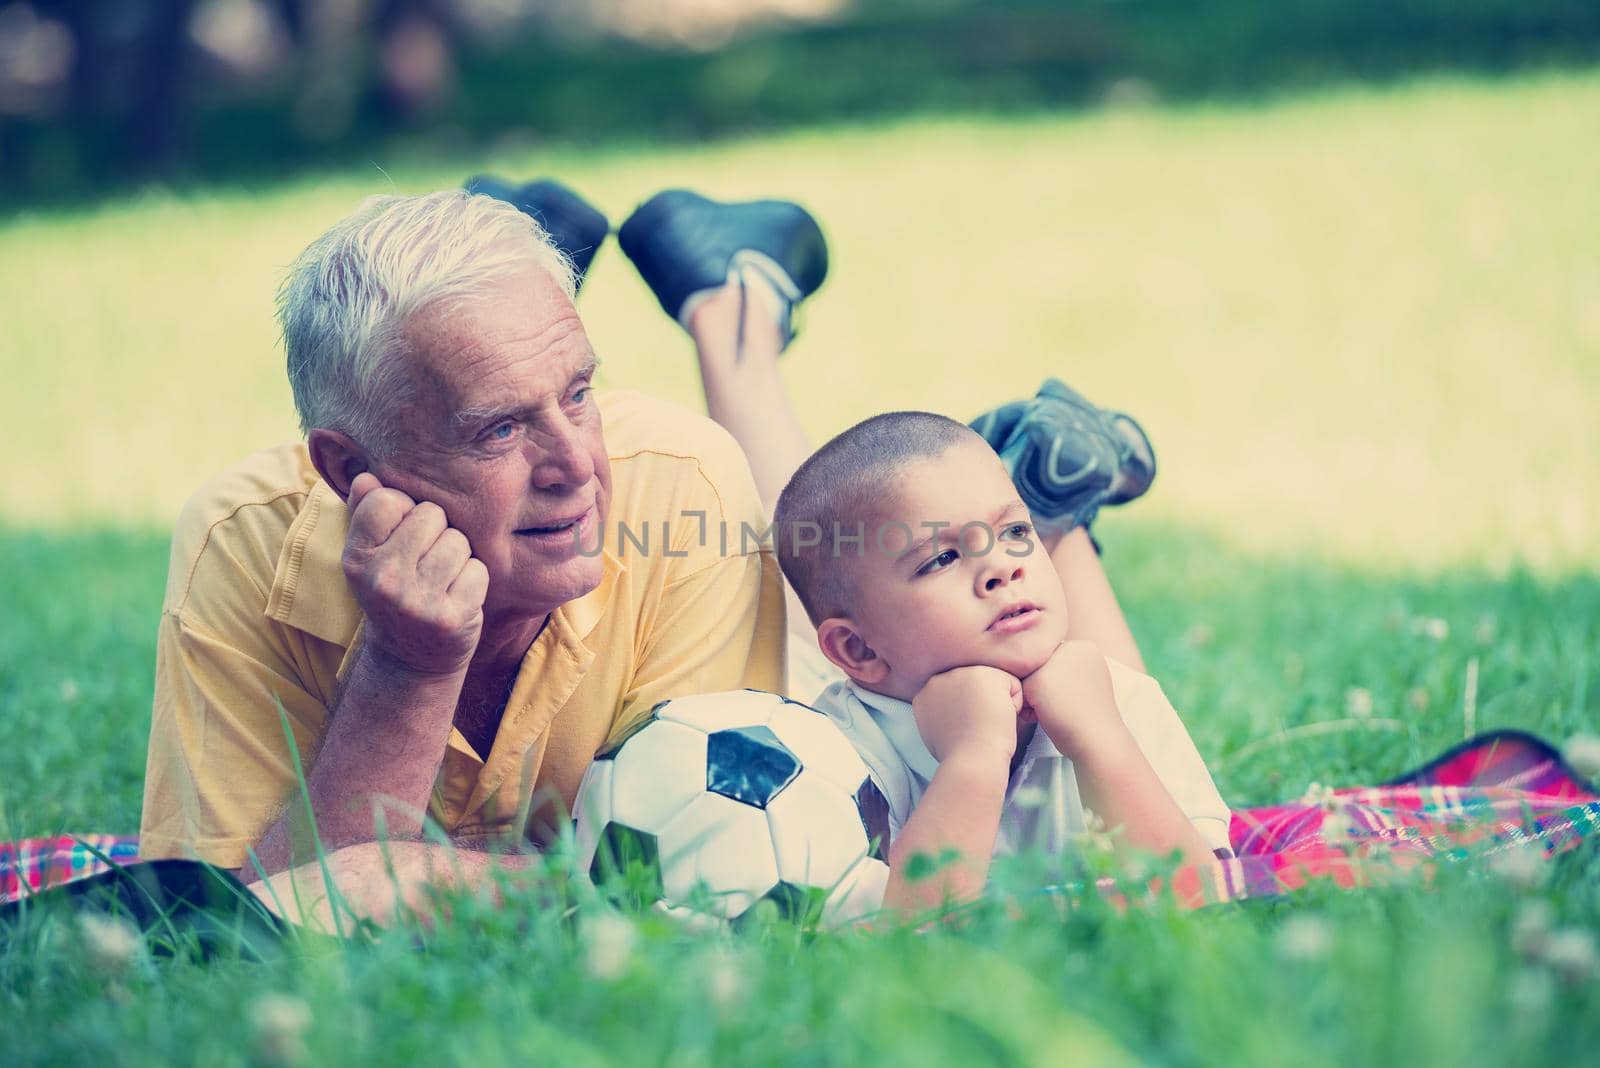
397, 266, 589, 405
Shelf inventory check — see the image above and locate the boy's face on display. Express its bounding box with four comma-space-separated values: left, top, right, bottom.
820, 438, 1071, 701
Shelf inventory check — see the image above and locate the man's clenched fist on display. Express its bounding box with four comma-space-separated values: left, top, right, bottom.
341, 472, 489, 677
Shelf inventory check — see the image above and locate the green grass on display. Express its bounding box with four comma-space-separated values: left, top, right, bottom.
2, 72, 1599, 1064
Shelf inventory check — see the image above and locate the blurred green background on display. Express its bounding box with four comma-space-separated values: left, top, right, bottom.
4, 0, 1600, 200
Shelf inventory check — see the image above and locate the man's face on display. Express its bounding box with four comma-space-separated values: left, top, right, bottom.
838, 438, 1070, 701
371, 266, 611, 630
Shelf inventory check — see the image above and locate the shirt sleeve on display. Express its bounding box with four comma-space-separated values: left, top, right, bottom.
140, 558, 333, 870
1107, 658, 1234, 855
609, 547, 787, 744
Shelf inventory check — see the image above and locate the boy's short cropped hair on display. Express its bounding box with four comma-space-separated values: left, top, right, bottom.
774, 410, 977, 625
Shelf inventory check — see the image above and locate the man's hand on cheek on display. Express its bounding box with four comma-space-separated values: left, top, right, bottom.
1019, 640, 1119, 756
911, 665, 1024, 768
342, 472, 490, 678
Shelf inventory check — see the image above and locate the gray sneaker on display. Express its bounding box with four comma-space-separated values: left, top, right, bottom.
969, 378, 1156, 535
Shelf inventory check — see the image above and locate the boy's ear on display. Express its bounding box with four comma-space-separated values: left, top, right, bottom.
817, 617, 890, 687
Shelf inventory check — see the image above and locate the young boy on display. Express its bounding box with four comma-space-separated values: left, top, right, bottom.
772, 412, 1231, 911
608, 185, 1231, 913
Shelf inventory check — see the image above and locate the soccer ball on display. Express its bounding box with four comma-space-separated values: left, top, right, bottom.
573, 689, 891, 927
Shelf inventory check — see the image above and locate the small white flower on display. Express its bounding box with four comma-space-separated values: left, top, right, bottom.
1073, 808, 1115, 854
1564, 733, 1600, 781
1412, 617, 1449, 641
1300, 782, 1338, 811
1277, 915, 1333, 961
582, 912, 636, 981
1345, 687, 1374, 719
1489, 847, 1548, 892
59, 679, 79, 701
1406, 687, 1429, 712
250, 992, 312, 1066
77, 912, 141, 977
1542, 928, 1599, 985
1474, 614, 1498, 645
1511, 901, 1554, 959
704, 946, 745, 1013
1184, 623, 1214, 649
1319, 809, 1355, 844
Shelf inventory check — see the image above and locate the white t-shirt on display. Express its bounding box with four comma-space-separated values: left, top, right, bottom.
808, 656, 1233, 859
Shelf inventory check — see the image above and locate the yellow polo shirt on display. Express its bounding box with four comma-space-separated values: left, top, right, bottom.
139, 390, 786, 868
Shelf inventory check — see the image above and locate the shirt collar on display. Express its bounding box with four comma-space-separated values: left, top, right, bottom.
265, 479, 360, 647
845, 681, 941, 783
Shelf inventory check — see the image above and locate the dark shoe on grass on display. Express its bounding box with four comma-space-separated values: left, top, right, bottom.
970, 378, 1156, 536
617, 189, 828, 350
463, 175, 610, 291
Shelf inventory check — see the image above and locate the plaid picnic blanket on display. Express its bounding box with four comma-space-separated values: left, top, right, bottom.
4, 731, 1597, 914
1, 833, 141, 905
1140, 729, 1600, 910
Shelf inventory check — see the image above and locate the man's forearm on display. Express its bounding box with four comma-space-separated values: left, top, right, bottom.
249, 840, 534, 930
243, 644, 465, 880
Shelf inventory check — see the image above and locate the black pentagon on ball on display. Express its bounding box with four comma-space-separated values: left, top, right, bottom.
733, 880, 830, 929
855, 778, 892, 862
705, 724, 800, 808
589, 822, 664, 908
593, 700, 669, 761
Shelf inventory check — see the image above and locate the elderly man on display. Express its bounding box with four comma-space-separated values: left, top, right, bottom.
139, 183, 826, 915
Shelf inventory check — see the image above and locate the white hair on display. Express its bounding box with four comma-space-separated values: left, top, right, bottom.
278, 189, 579, 455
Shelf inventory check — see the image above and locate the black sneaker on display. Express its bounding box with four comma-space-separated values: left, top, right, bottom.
617, 189, 828, 350
463, 175, 610, 291
970, 378, 1156, 536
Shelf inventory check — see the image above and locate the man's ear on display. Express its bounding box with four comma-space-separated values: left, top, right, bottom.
817, 617, 890, 687
307, 428, 370, 501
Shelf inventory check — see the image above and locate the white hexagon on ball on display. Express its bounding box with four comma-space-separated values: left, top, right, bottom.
656, 688, 779, 734
763, 770, 869, 888
656, 791, 780, 920
607, 718, 708, 832
822, 856, 891, 928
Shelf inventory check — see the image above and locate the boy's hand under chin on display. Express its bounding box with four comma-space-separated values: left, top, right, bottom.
911, 665, 1024, 767
1019, 639, 1120, 757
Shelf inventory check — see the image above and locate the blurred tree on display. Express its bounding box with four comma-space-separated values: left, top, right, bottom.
2, 0, 1598, 202
39, 0, 201, 175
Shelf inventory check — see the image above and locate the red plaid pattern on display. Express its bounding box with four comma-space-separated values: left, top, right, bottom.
1, 834, 142, 904
1116, 730, 1600, 910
